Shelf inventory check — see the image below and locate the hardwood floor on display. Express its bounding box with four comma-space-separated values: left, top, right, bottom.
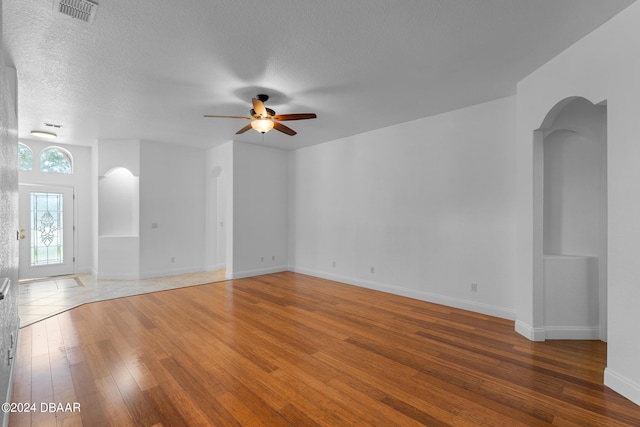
10, 272, 640, 426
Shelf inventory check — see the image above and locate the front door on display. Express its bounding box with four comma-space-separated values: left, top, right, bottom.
19, 184, 75, 279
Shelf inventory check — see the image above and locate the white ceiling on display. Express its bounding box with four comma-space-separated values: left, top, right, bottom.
3, 0, 636, 150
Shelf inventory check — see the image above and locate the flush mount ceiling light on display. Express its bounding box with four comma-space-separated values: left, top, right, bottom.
30, 130, 57, 139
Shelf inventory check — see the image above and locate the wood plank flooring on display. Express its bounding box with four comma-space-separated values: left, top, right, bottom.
10, 272, 640, 426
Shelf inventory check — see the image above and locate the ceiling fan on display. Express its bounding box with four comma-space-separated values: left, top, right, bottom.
204, 94, 317, 136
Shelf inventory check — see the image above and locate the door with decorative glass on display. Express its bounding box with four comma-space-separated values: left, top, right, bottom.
19, 184, 75, 279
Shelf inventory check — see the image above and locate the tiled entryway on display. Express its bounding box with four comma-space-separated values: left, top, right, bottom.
18, 270, 226, 327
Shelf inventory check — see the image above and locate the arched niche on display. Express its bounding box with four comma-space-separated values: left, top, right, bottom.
533, 97, 607, 340
98, 167, 139, 236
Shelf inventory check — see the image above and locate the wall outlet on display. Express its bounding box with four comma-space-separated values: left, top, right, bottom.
272, 255, 275, 261
261, 257, 264, 262
332, 261, 336, 267
370, 266, 375, 274
171, 257, 175, 263
471, 283, 478, 292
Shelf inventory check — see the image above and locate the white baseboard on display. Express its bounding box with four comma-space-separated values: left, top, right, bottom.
228, 265, 288, 280
544, 326, 600, 340
206, 263, 225, 272
96, 272, 141, 280
138, 265, 205, 280
515, 320, 546, 341
605, 368, 640, 406
514, 322, 601, 341
289, 266, 517, 320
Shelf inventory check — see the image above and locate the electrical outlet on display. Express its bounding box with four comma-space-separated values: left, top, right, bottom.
332, 261, 336, 267
272, 255, 275, 261
261, 257, 264, 262
370, 266, 375, 274
471, 283, 478, 292
171, 257, 175, 263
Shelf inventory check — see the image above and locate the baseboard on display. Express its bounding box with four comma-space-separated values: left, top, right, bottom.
2, 322, 19, 427
228, 266, 288, 280
138, 266, 205, 280
605, 368, 640, 406
290, 266, 517, 320
544, 326, 600, 340
96, 272, 141, 280
206, 263, 225, 272
514, 320, 546, 341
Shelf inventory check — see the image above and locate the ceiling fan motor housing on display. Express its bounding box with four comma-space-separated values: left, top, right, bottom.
251, 107, 276, 117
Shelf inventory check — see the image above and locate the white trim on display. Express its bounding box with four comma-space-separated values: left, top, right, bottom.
544, 326, 600, 340
515, 320, 546, 341
290, 266, 517, 320
227, 265, 288, 280
96, 272, 140, 280
605, 368, 640, 406
138, 266, 205, 280
205, 263, 225, 272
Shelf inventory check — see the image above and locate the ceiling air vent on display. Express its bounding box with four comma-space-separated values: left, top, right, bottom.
53, 0, 98, 23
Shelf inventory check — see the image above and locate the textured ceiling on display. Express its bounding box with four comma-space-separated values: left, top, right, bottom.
2, 0, 636, 150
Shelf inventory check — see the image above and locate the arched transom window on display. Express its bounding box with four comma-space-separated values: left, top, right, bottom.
18, 143, 33, 171
40, 147, 73, 174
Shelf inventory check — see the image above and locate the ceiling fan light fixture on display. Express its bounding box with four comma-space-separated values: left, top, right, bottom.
251, 119, 274, 134
30, 130, 57, 139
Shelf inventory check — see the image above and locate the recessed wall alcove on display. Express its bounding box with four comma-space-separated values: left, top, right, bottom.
533, 97, 607, 340
99, 167, 139, 237
97, 164, 140, 280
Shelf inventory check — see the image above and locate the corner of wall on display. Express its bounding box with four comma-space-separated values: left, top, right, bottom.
514, 320, 546, 342
605, 368, 640, 407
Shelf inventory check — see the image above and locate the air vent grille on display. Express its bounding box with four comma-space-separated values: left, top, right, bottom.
54, 0, 98, 23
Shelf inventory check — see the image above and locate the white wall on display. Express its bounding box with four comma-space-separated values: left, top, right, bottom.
18, 139, 93, 274
231, 141, 289, 278
515, 1, 640, 405
290, 96, 518, 319
139, 141, 206, 278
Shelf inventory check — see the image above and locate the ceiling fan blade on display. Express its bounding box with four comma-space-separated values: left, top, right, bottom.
252, 98, 268, 118
273, 122, 297, 136
272, 113, 317, 121
235, 124, 253, 134
204, 115, 252, 119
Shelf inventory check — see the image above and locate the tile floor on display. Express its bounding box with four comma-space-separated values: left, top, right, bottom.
18, 270, 227, 328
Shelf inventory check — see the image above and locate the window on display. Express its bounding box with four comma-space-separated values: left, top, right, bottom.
40, 147, 72, 174
18, 143, 33, 170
